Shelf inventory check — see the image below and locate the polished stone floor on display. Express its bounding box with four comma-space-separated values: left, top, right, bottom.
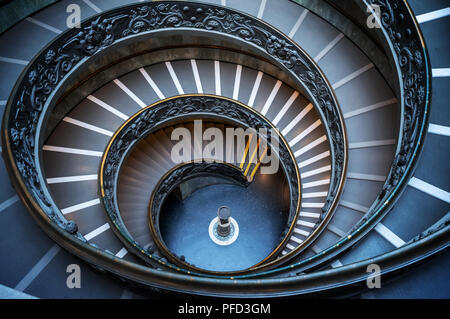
159, 173, 288, 272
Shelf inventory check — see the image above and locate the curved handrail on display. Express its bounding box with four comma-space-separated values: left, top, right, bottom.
1, 0, 439, 295
1, 0, 346, 275
100, 94, 302, 275
148, 160, 251, 271
262, 0, 435, 277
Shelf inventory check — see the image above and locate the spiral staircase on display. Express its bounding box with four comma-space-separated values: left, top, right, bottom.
0, 0, 448, 299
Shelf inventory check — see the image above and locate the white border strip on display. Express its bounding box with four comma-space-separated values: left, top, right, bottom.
328, 224, 346, 237
281, 103, 313, 136
300, 211, 321, 218
331, 260, 343, 268
232, 64, 242, 100
47, 174, 97, 184
301, 165, 331, 179
42, 145, 103, 157
166, 61, 184, 94
408, 177, 450, 203
214, 60, 221, 96
344, 98, 397, 119
248, 71, 263, 107
288, 9, 309, 38
63, 117, 113, 136
114, 79, 146, 108
115, 248, 128, 258
26, 17, 62, 34
302, 202, 324, 208
87, 95, 129, 120
347, 172, 386, 182
191, 59, 203, 94
61, 198, 100, 215
294, 228, 309, 237
0, 195, 19, 213
375, 223, 405, 248
314, 33, 344, 62
272, 91, 299, 126
302, 179, 330, 189
298, 151, 330, 169
349, 139, 395, 149
297, 220, 316, 228
0, 56, 28, 65
416, 7, 450, 24
339, 200, 368, 213
332, 63, 374, 90
84, 223, 110, 241
311, 245, 322, 254
139, 67, 165, 99
257, 0, 267, 19
428, 123, 450, 136
294, 135, 327, 158
289, 119, 321, 147
261, 80, 282, 115
432, 68, 450, 77
290, 236, 303, 244
15, 245, 60, 291
82, 0, 102, 13
302, 191, 327, 198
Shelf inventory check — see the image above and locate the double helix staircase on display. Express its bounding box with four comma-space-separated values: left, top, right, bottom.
0, 0, 448, 298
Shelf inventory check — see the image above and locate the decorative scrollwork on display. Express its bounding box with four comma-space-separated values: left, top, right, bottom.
101, 95, 299, 226
4, 2, 344, 262
119, 4, 346, 207
411, 216, 450, 243
100, 95, 301, 273
145, 161, 249, 269
351, 0, 430, 230
0, 0, 438, 291
150, 161, 249, 236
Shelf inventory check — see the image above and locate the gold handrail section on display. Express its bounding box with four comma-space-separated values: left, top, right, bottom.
250, 146, 269, 181
99, 94, 305, 276
243, 139, 261, 176
239, 133, 253, 170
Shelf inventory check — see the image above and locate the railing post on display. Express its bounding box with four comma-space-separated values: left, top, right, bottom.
217, 206, 232, 237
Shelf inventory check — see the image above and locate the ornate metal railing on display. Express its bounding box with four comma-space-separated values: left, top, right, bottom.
100, 95, 301, 275
4, 0, 444, 296
148, 161, 250, 270
263, 0, 436, 277
1, 0, 346, 277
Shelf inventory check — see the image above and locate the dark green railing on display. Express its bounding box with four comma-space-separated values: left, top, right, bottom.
1, 0, 445, 297
99, 95, 302, 276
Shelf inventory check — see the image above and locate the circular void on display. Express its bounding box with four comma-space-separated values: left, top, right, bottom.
0, 0, 439, 298
3, 0, 351, 287
159, 172, 289, 272
105, 96, 302, 275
